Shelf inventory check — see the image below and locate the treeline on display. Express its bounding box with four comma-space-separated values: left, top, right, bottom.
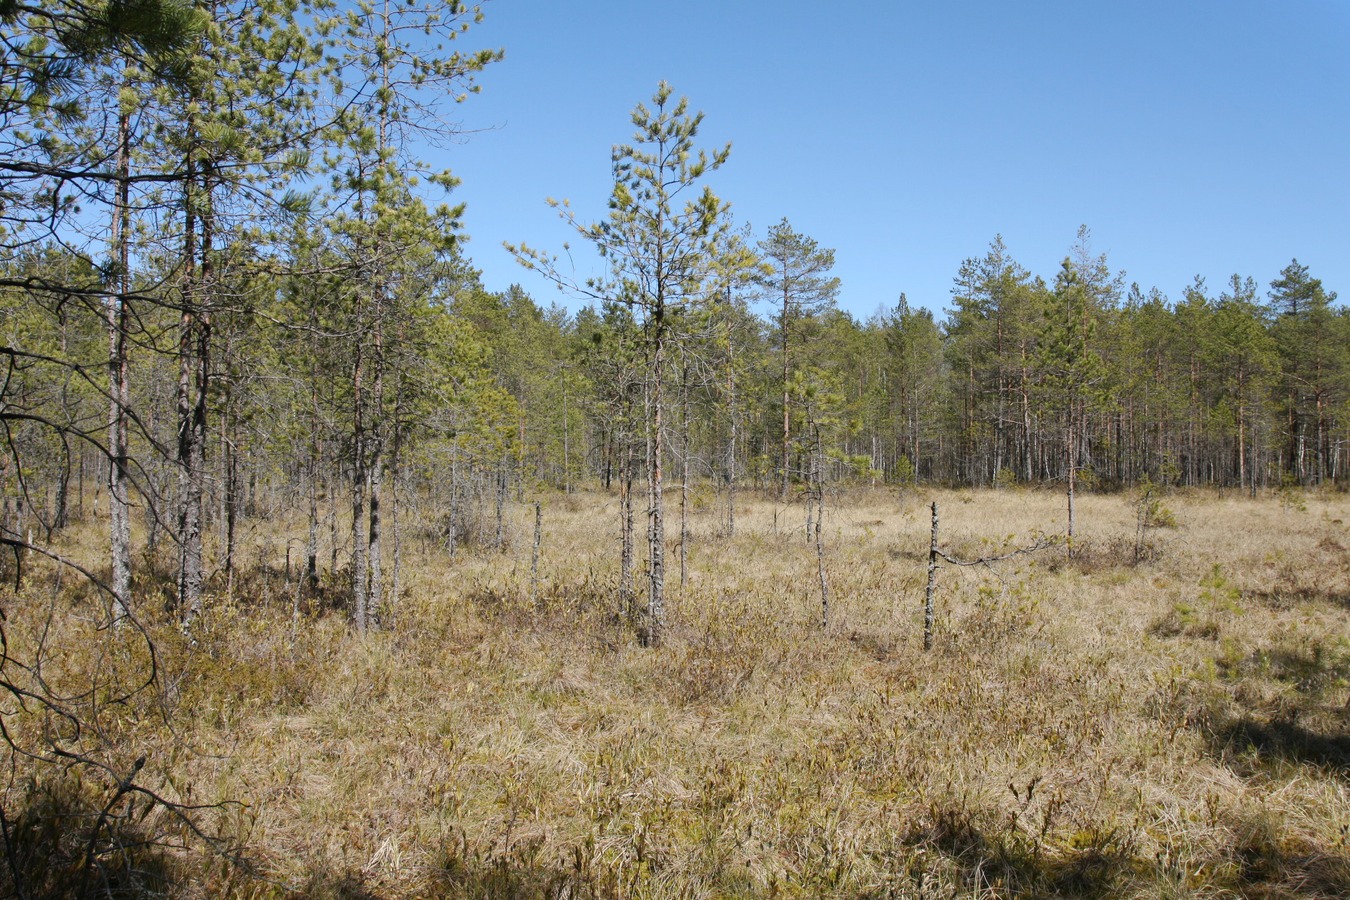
462, 230, 1347, 500
2, 1, 1347, 631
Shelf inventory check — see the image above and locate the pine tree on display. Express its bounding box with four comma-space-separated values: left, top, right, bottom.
1036, 229, 1119, 553
756, 219, 839, 501
1268, 259, 1343, 483
1211, 275, 1276, 491
513, 83, 729, 644
321, 0, 499, 630
883, 296, 944, 482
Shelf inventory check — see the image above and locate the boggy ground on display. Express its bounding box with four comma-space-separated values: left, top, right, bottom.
5, 485, 1350, 898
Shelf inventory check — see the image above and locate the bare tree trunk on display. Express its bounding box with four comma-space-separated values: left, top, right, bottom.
366, 302, 385, 626
619, 434, 634, 621
814, 438, 829, 630
781, 289, 791, 503
493, 464, 505, 552
562, 379, 571, 494
804, 485, 815, 543
447, 447, 459, 557
725, 340, 737, 538
351, 343, 369, 632
224, 410, 238, 601
107, 96, 133, 622
177, 152, 212, 629
530, 501, 541, 606
53, 306, 71, 534
1238, 389, 1248, 495
389, 422, 404, 620
368, 446, 383, 625
924, 502, 938, 651
306, 453, 319, 590
647, 326, 666, 644
328, 459, 339, 573
1066, 417, 1077, 559
679, 357, 689, 589
307, 317, 322, 588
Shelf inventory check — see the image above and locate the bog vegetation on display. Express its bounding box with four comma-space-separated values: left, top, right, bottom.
2, 1, 1350, 897
6, 488, 1350, 898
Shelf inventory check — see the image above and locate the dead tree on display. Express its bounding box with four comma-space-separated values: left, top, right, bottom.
922, 501, 1055, 650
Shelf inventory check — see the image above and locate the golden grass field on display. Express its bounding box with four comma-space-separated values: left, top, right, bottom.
6, 485, 1350, 898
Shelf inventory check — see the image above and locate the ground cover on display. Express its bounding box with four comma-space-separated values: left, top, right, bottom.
5, 487, 1350, 898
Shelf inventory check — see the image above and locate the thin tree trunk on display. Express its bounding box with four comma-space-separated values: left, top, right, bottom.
725, 318, 737, 538
562, 378, 571, 494
366, 300, 385, 626
1066, 417, 1077, 558
351, 342, 369, 632
725, 406, 736, 539
679, 358, 689, 588
447, 448, 458, 557
814, 437, 829, 629
647, 321, 666, 644
924, 501, 938, 651
177, 150, 211, 628
107, 94, 133, 622
307, 453, 319, 589
307, 313, 322, 589
493, 464, 505, 552
54, 311, 70, 533
224, 419, 237, 600
530, 501, 541, 606
619, 432, 634, 620
389, 418, 404, 619
781, 288, 791, 502
368, 445, 383, 625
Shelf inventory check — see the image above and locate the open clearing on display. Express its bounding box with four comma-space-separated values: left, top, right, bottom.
8, 487, 1350, 898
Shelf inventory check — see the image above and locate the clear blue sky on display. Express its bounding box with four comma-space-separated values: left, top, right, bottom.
441, 0, 1349, 319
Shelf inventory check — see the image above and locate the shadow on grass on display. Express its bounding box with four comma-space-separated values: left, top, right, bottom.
906, 801, 1138, 899
287, 868, 384, 899
1185, 648, 1350, 896
431, 835, 623, 900
1208, 643, 1350, 776
1248, 585, 1350, 611
2, 769, 183, 900
1214, 715, 1350, 774
286, 843, 615, 900
915, 792, 1350, 899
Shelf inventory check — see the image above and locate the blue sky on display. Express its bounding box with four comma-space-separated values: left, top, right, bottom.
441, 0, 1349, 319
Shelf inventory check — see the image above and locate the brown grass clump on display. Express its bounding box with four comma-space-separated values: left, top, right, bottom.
4, 486, 1350, 897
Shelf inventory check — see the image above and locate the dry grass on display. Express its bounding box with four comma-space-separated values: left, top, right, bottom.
4, 485, 1350, 897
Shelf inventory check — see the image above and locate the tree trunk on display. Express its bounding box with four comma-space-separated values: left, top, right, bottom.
814, 438, 829, 629
366, 299, 385, 625
924, 502, 938, 651
530, 501, 542, 606
619, 432, 634, 621
562, 379, 571, 494
679, 358, 689, 588
351, 342, 369, 632
368, 442, 383, 625
1066, 417, 1077, 558
725, 387, 736, 539
107, 96, 133, 622
493, 464, 505, 552
307, 453, 320, 590
177, 152, 212, 629
389, 411, 404, 619
781, 288, 791, 502
647, 316, 666, 644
